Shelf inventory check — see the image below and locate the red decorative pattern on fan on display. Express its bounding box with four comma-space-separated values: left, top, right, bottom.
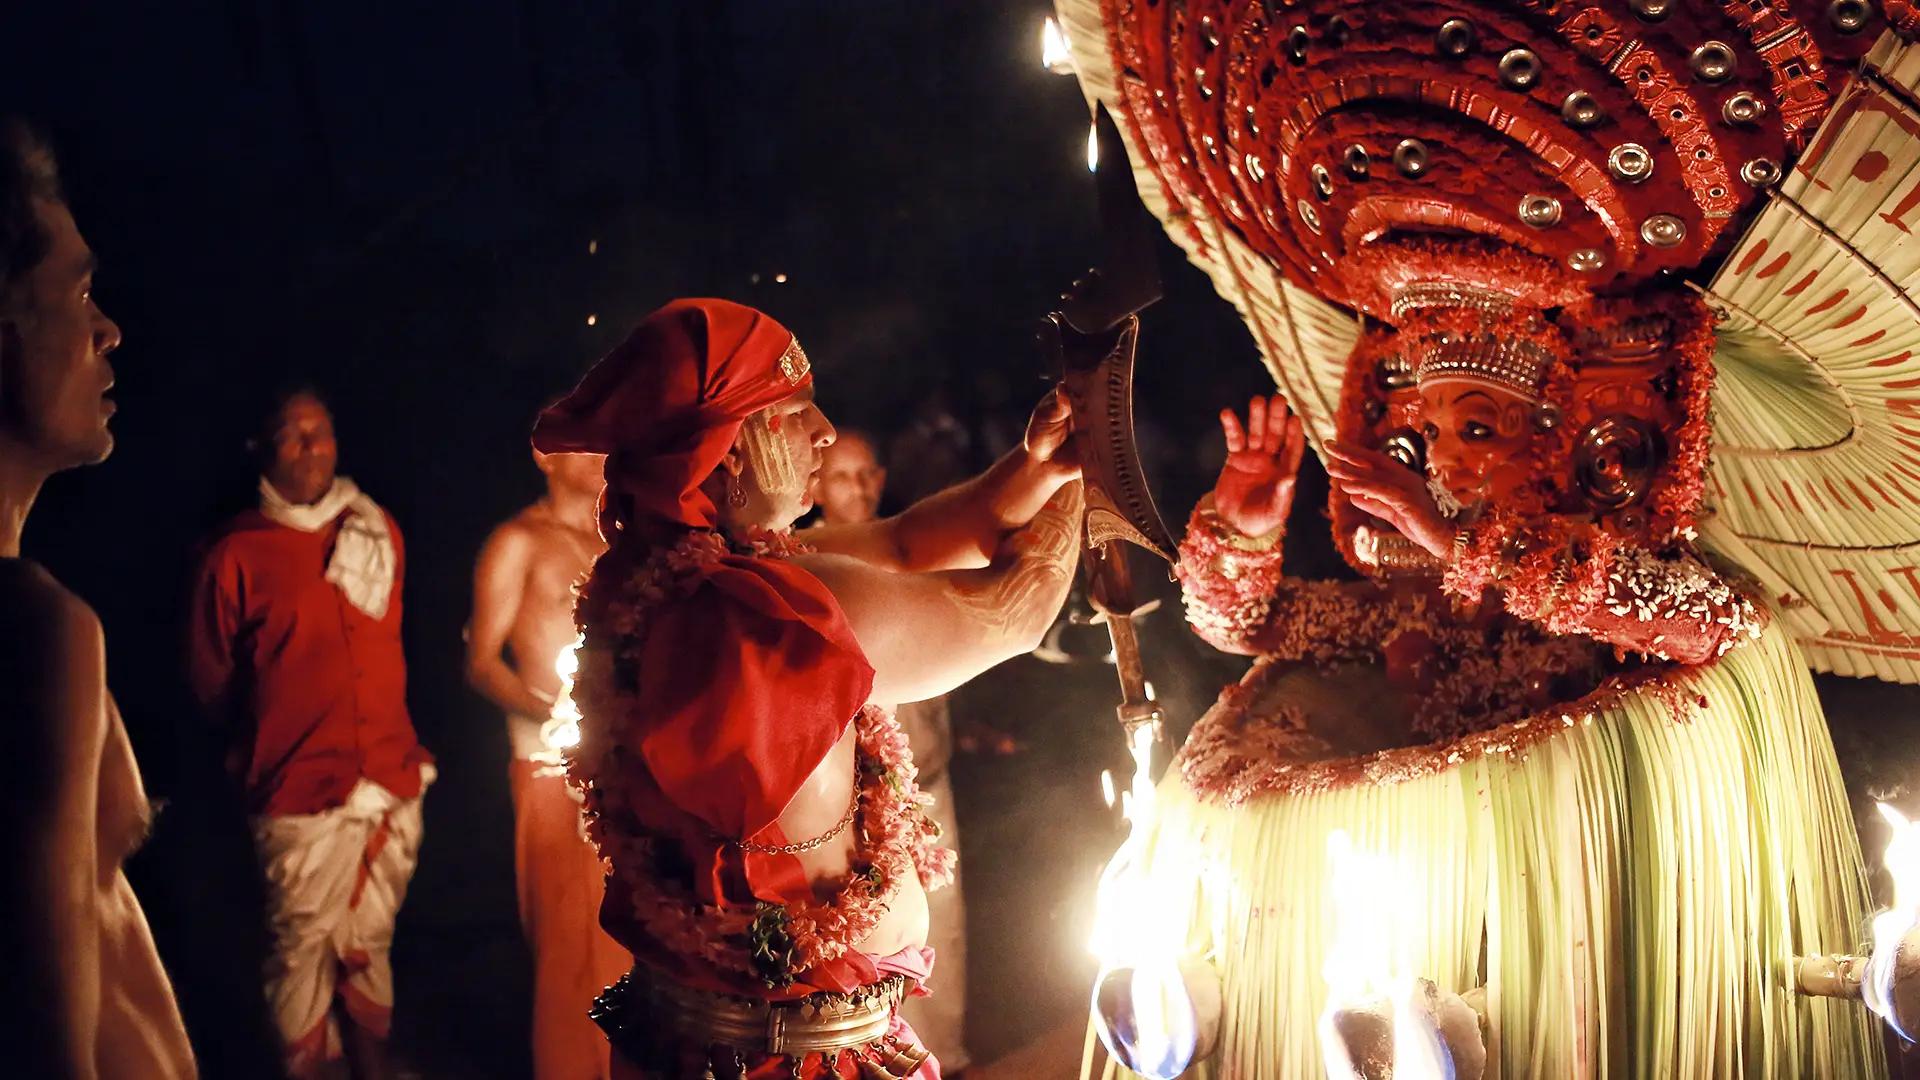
1094, 0, 1890, 303
1888, 0, 1920, 36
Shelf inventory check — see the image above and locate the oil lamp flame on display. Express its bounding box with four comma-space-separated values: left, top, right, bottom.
1321, 830, 1392, 1001
540, 633, 585, 755
1094, 961, 1199, 1079
1319, 830, 1470, 1079
1089, 725, 1159, 957
1392, 980, 1457, 1080
1865, 801, 1920, 1041
1088, 723, 1211, 1077
1087, 119, 1100, 173
1041, 16, 1074, 74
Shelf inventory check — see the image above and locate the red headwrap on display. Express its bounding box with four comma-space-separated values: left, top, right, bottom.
533, 299, 873, 849
533, 297, 814, 531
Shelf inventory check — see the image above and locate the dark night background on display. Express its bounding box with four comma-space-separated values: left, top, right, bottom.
6, 3, 1919, 1077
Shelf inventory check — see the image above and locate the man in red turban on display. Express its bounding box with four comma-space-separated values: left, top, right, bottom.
534, 298, 1083, 1078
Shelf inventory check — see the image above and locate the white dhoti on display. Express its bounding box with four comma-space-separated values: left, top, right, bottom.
252, 769, 432, 1072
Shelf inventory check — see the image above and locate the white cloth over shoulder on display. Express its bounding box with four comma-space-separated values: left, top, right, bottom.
258, 476, 397, 618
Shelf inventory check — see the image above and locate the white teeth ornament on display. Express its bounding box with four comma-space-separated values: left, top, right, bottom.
1426, 476, 1465, 520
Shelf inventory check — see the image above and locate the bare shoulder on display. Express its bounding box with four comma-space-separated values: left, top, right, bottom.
0, 562, 106, 764
788, 550, 903, 627
478, 513, 540, 563
789, 550, 886, 594
0, 560, 103, 653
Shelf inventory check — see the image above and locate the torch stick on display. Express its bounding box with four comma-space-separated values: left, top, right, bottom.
1085, 537, 1163, 737
1039, 103, 1176, 738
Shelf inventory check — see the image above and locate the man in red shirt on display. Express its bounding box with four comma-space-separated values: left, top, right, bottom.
188, 388, 433, 1080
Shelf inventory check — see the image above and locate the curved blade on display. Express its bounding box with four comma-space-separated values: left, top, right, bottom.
1043, 313, 1177, 564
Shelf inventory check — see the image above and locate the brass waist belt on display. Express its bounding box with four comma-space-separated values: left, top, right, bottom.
592, 965, 920, 1062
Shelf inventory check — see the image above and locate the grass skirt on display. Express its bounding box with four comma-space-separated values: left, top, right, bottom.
1093, 618, 1880, 1079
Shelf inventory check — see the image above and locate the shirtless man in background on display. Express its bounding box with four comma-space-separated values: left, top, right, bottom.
469, 449, 609, 756
467, 447, 629, 1079
0, 119, 195, 1078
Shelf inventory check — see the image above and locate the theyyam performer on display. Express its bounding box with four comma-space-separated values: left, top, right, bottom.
1049, 0, 1920, 1076
531, 297, 1083, 1078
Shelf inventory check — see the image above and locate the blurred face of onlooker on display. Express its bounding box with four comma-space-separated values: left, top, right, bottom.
814, 431, 885, 525
261, 393, 339, 505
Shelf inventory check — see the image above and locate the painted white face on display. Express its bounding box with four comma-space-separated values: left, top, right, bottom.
735, 387, 836, 528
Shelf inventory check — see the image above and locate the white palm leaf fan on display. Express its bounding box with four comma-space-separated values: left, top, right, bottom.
1696, 32, 1920, 683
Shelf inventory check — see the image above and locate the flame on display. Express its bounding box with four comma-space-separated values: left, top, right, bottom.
1319, 830, 1457, 1079
1088, 723, 1200, 1078
1865, 802, 1920, 1041
1087, 119, 1100, 173
1089, 725, 1161, 958
1094, 961, 1199, 1079
1041, 16, 1074, 73
1321, 830, 1394, 1001
1391, 980, 1457, 1080
539, 633, 585, 755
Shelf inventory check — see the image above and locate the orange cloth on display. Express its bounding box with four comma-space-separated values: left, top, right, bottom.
510, 760, 631, 1080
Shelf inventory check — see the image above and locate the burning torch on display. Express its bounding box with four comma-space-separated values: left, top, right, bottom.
1047, 101, 1225, 1080
1039, 101, 1178, 740
534, 633, 585, 779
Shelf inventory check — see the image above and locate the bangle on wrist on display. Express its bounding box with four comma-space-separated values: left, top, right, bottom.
1198, 507, 1283, 553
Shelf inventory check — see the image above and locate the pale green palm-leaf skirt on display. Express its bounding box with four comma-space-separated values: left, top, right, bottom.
1093, 619, 1881, 1079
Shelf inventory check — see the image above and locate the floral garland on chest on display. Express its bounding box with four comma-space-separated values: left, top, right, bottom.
565, 526, 954, 990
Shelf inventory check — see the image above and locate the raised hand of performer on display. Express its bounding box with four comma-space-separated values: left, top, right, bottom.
1210, 393, 1305, 539
809, 387, 1082, 574
1322, 440, 1456, 559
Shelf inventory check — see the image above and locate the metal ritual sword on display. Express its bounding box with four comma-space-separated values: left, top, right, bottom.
1039, 103, 1178, 739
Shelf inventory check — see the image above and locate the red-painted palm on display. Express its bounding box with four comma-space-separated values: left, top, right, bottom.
1210, 393, 1304, 538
